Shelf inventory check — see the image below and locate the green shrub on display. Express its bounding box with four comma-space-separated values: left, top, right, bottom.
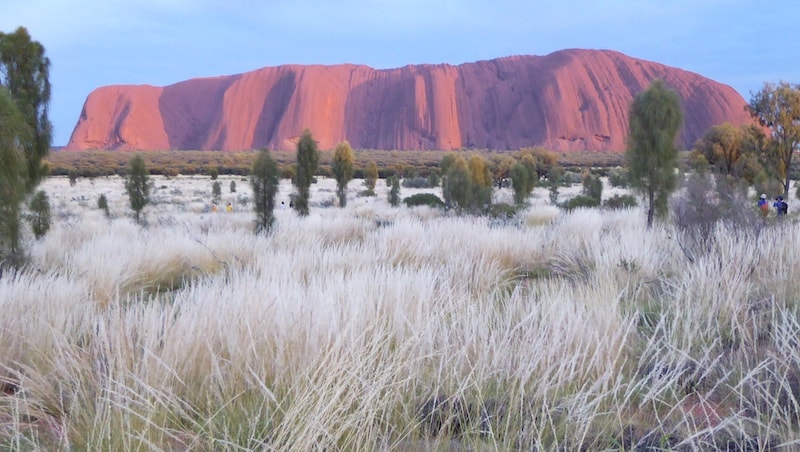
562, 195, 600, 210
403, 193, 445, 208
212, 181, 221, 203
388, 176, 401, 207
401, 177, 430, 188
608, 168, 630, 188
604, 194, 638, 209
97, 194, 110, 217
27, 190, 50, 239
487, 202, 517, 219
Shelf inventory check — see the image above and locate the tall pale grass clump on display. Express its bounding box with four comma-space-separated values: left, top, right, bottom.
0, 175, 799, 449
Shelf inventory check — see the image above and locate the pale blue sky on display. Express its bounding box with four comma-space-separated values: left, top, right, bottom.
2, 0, 798, 146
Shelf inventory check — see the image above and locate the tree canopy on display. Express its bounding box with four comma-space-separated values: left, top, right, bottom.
748, 81, 800, 198
293, 129, 319, 216
332, 140, 355, 207
625, 80, 683, 228
251, 148, 280, 234
0, 26, 52, 192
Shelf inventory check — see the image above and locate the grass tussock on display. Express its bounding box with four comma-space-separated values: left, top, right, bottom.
1, 175, 800, 449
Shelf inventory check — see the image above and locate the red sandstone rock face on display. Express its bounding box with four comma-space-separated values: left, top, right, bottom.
65, 49, 753, 152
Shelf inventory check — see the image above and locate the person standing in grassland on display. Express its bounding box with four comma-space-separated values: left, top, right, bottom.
758, 193, 769, 216
773, 196, 788, 216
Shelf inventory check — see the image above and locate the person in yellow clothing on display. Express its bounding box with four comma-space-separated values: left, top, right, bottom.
226, 202, 233, 212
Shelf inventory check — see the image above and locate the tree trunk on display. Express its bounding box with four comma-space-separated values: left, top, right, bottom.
647, 189, 655, 229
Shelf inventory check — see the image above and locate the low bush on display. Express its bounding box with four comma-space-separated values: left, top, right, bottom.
401, 177, 430, 189
604, 194, 637, 209
403, 193, 445, 208
487, 202, 517, 219
562, 195, 600, 210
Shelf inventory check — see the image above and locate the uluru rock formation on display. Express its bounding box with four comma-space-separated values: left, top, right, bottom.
65, 49, 753, 152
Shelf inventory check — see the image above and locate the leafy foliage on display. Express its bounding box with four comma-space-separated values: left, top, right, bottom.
250, 149, 280, 234
212, 181, 221, 203
403, 193, 445, 208
125, 154, 151, 224
0, 27, 52, 193
748, 81, 800, 198
603, 194, 637, 209
0, 88, 27, 260
547, 165, 564, 205
27, 189, 49, 239
625, 79, 683, 227
97, 194, 109, 217
364, 160, 378, 195
332, 141, 355, 207
388, 176, 400, 207
293, 129, 319, 216
510, 163, 529, 204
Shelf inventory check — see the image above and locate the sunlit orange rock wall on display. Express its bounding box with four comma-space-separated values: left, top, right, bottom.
65, 49, 752, 152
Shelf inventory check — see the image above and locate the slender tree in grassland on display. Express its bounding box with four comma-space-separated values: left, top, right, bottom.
125, 154, 151, 224
388, 176, 400, 207
0, 27, 51, 264
212, 181, 221, 203
27, 189, 50, 239
250, 148, 280, 234
510, 163, 529, 205
293, 129, 319, 216
0, 88, 28, 260
441, 153, 473, 211
332, 140, 355, 207
0, 27, 52, 193
364, 160, 378, 195
468, 154, 493, 209
748, 81, 800, 198
626, 79, 683, 228
98, 194, 110, 217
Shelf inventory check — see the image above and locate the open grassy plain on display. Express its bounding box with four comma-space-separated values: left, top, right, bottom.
1, 174, 799, 450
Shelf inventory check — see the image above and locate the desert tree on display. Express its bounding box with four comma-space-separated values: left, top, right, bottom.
468, 154, 493, 209
441, 153, 473, 211
510, 163, 529, 204
332, 140, 355, 207
493, 155, 517, 189
27, 189, 49, 239
0, 27, 52, 194
520, 146, 559, 181
212, 181, 221, 203
0, 88, 28, 260
125, 154, 151, 224
582, 172, 603, 204
97, 194, 110, 217
547, 165, 564, 206
626, 79, 683, 228
0, 27, 51, 264
250, 148, 280, 234
690, 122, 745, 176
293, 129, 319, 216
388, 175, 400, 207
364, 160, 378, 195
748, 81, 800, 198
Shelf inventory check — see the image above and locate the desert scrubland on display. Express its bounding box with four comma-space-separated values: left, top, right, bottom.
1, 174, 799, 450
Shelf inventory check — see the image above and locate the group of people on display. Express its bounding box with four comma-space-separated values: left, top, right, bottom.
758, 194, 789, 217
210, 202, 234, 213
